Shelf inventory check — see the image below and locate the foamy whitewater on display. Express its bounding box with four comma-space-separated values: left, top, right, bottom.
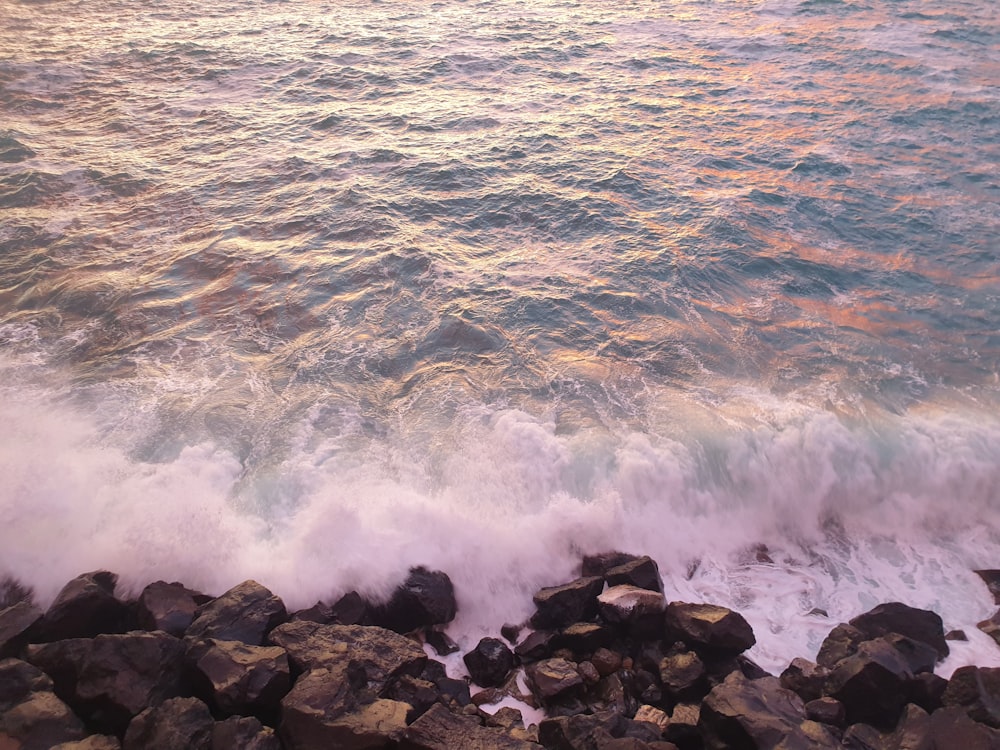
2, 0, 1000, 676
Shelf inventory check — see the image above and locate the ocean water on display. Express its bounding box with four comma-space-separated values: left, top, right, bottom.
1, 0, 999, 675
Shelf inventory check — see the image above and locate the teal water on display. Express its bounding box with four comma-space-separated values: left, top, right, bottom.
1, 0, 999, 672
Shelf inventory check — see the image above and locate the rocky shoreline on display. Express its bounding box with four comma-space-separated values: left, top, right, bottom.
2, 554, 1000, 749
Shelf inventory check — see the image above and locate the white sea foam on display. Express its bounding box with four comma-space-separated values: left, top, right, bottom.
2, 367, 999, 677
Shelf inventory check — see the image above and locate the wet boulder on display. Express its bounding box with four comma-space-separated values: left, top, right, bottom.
605, 556, 663, 594
464, 637, 514, 688
186, 638, 290, 720
823, 636, 914, 728
977, 609, 1000, 647
659, 648, 708, 700
329, 591, 372, 626
425, 630, 459, 656
137, 581, 210, 638
51, 736, 121, 750
268, 621, 426, 692
664, 602, 756, 655
25, 631, 186, 736
371, 567, 456, 634
531, 577, 605, 629
211, 716, 280, 750
185, 580, 287, 646
582, 552, 643, 578
515, 630, 556, 663
842, 704, 1000, 750
848, 602, 948, 661
122, 696, 214, 750
0, 600, 43, 658
402, 702, 539, 749
975, 570, 1000, 605
556, 623, 613, 655
597, 586, 665, 624
0, 658, 87, 749
699, 672, 838, 750
941, 665, 1000, 727
908, 671, 948, 714
804, 697, 845, 727
32, 571, 130, 642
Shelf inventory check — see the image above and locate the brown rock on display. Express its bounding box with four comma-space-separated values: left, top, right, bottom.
597, 586, 665, 624
824, 636, 914, 728
779, 657, 829, 703
591, 648, 623, 677
849, 602, 948, 661
664, 602, 756, 655
816, 623, 866, 668
659, 649, 707, 700
210, 716, 280, 750
605, 556, 663, 594
186, 638, 291, 719
137, 581, 209, 638
0, 661, 87, 750
527, 658, 584, 703
371, 567, 456, 634
402, 702, 538, 749
804, 697, 845, 727
51, 736, 121, 750
941, 665, 1000, 727
0, 601, 43, 658
975, 570, 1000, 605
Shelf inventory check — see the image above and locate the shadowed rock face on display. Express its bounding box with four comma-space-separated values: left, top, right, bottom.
186, 638, 291, 719
136, 581, 210, 638
848, 603, 949, 661
122, 696, 213, 750
371, 568, 457, 634
463, 637, 514, 688
32, 572, 130, 643
185, 580, 287, 646
25, 631, 186, 736
0, 658, 87, 750
531, 577, 604, 630
403, 703, 539, 750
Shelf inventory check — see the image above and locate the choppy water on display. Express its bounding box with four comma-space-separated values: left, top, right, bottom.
2, 0, 1000, 673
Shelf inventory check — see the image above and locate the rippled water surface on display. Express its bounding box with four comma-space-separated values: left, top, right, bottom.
2, 0, 1000, 671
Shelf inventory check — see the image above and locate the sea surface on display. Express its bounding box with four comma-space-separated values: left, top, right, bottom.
2, 0, 1000, 674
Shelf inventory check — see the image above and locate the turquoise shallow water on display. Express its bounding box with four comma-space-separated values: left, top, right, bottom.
1, 0, 1000, 671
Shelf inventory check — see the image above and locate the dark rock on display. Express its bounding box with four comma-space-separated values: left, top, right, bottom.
605, 557, 664, 594
0, 601, 43, 658
582, 552, 642, 578
882, 632, 938, 674
122, 696, 213, 750
210, 716, 280, 750
538, 711, 626, 750
402, 702, 538, 749
823, 636, 914, 728
0, 658, 87, 750
941, 665, 1000, 727
591, 648, 623, 677
186, 638, 290, 719
289, 602, 333, 625
556, 622, 613, 654
779, 658, 829, 703
484, 705, 524, 731
815, 623, 866, 668
329, 591, 371, 626
279, 664, 409, 750
659, 648, 707, 700
531, 577, 605, 629
268, 621, 426, 691
33, 572, 130, 642
946, 629, 968, 641
977, 609, 1000, 647
464, 637, 515, 688
186, 581, 286, 646
434, 676, 472, 708
51, 736, 121, 750
578, 661, 601, 686
843, 704, 1000, 750
25, 631, 186, 736
137, 581, 209, 638
664, 703, 700, 747
501, 623, 522, 644
804, 697, 845, 727
848, 602, 948, 660
598, 586, 665, 624
699, 672, 838, 749
735, 655, 771, 680
372, 567, 456, 634
425, 630, 459, 656
908, 671, 948, 714
515, 630, 556, 662
592, 673, 633, 717
527, 658, 584, 703
382, 674, 439, 722
664, 602, 756, 655
975, 570, 1000, 605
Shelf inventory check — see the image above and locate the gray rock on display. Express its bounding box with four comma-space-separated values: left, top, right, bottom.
0, 601, 43, 658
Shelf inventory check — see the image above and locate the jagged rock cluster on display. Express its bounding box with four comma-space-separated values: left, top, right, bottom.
1, 555, 1000, 749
